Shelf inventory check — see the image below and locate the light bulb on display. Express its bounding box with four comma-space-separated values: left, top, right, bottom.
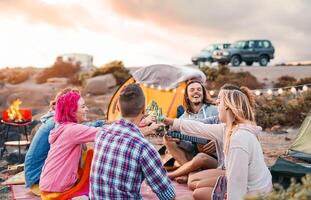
291, 87, 297, 94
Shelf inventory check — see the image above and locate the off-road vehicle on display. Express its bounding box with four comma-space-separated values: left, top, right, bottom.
212, 40, 275, 66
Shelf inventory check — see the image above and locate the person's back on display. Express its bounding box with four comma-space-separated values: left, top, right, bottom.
90, 84, 175, 200
91, 119, 174, 199
228, 125, 271, 197
25, 112, 54, 188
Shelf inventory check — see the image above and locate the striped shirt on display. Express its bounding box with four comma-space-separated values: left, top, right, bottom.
90, 119, 175, 200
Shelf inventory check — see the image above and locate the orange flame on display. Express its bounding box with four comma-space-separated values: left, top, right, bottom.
7, 99, 23, 122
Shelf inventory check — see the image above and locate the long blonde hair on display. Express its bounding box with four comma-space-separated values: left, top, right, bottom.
220, 84, 256, 155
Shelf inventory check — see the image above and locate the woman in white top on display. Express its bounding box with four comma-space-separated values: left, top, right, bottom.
165, 84, 272, 200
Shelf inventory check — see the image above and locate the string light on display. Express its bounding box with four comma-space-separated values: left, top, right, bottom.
138, 82, 311, 98
291, 87, 297, 94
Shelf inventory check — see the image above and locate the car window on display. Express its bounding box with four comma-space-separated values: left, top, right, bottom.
263, 41, 271, 48
248, 41, 255, 49
202, 45, 215, 51
257, 41, 263, 48
223, 44, 230, 49
231, 41, 247, 49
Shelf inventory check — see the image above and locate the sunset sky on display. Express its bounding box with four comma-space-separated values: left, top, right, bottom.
0, 0, 310, 68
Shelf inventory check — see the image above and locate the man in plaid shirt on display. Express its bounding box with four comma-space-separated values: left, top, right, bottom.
90, 84, 175, 200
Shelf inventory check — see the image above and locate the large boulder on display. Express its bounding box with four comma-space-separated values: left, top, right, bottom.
85, 74, 117, 95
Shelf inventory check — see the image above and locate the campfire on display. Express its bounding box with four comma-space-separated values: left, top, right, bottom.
2, 99, 32, 124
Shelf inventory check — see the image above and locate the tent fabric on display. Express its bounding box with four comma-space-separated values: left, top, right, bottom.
290, 112, 311, 155
270, 157, 311, 188
132, 64, 206, 89
288, 150, 311, 163
271, 112, 311, 188
107, 65, 206, 121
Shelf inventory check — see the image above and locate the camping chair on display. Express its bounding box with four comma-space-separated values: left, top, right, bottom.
40, 149, 94, 200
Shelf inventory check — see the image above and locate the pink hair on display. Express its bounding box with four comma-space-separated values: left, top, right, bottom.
54, 91, 81, 123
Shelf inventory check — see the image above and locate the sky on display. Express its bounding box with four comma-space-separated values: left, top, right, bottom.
0, 0, 310, 68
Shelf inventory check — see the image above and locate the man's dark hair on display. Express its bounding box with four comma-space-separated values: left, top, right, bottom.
119, 83, 145, 117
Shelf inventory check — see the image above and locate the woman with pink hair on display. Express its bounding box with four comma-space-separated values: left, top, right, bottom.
39, 91, 102, 193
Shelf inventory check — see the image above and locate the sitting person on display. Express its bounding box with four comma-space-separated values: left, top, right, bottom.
90, 83, 175, 200
39, 90, 104, 193
163, 79, 220, 183
165, 84, 272, 200
24, 88, 104, 191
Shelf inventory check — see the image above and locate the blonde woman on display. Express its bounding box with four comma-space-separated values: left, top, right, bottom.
164, 84, 272, 200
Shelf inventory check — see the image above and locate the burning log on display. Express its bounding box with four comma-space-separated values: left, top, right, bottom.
2, 99, 32, 124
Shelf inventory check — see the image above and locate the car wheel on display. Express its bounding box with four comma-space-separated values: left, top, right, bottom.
231, 55, 241, 66
259, 56, 269, 66
245, 61, 253, 66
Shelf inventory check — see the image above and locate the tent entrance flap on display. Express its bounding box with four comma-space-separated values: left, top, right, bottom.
290, 113, 311, 155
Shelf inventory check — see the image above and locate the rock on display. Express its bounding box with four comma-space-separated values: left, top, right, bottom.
85, 74, 117, 95
45, 77, 68, 88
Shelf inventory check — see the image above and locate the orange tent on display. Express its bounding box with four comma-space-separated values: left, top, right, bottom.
107, 64, 206, 121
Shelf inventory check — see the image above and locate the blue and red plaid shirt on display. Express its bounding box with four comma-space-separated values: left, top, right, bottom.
90, 119, 175, 200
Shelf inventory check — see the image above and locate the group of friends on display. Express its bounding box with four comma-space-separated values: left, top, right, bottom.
24, 79, 272, 200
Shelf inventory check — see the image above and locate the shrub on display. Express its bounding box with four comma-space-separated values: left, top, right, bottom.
274, 75, 297, 88
245, 174, 311, 200
36, 60, 80, 84
201, 66, 263, 90
256, 91, 311, 129
0, 67, 33, 84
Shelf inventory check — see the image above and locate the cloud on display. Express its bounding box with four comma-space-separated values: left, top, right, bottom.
108, 0, 311, 61
0, 0, 93, 29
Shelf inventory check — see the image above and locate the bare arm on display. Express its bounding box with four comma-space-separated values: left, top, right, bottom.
171, 118, 225, 143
